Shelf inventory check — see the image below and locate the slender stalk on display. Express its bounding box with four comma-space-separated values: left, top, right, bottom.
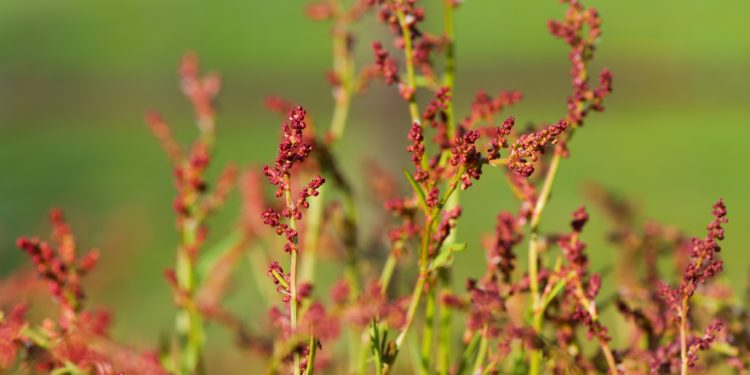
290, 254, 300, 374
526, 149, 565, 375
528, 236, 543, 375
393, 0, 421, 123
601, 340, 619, 375
572, 282, 618, 374
246, 242, 275, 305
359, 253, 399, 375
436, 270, 452, 375
305, 334, 317, 375
174, 111, 216, 375
301, 0, 357, 286
297, 4, 361, 372
437, 4, 458, 372
529, 152, 562, 231
387, 170, 463, 371
379, 253, 398, 294
471, 327, 489, 375
341, 192, 362, 295
301, 184, 326, 282
680, 289, 690, 375
455, 333, 480, 375
284, 176, 301, 375
387, 223, 436, 373
442, 0, 456, 137
327, 0, 354, 144
396, 267, 429, 349
381, 1, 462, 369
420, 288, 436, 375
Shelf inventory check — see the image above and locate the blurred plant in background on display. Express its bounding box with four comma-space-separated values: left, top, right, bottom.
1, 0, 749, 374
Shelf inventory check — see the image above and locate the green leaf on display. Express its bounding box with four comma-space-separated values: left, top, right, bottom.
455, 333, 480, 375
196, 230, 242, 283
540, 275, 570, 312
403, 169, 429, 212
429, 242, 466, 271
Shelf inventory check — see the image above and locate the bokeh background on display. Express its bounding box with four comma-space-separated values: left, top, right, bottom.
1, 0, 748, 371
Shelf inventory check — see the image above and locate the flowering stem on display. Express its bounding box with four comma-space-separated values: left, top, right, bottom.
436, 271, 452, 375
471, 326, 489, 375
572, 282, 618, 374
391, 172, 464, 370
301, 185, 325, 282
442, 0, 456, 137
341, 193, 361, 295
530, 151, 562, 231
302, 0, 357, 286
527, 151, 562, 375
438, 4, 457, 372
528, 233, 543, 375
284, 176, 301, 375
327, 0, 354, 143
174, 111, 217, 375
394, 0, 420, 123
388, 168, 463, 372
420, 287, 436, 374
393, 219, 435, 363
680, 288, 691, 375
455, 332, 480, 375
305, 334, 317, 375
379, 253, 398, 294
246, 242, 275, 305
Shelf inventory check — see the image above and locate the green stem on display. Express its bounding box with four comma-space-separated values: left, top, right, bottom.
392, 215, 437, 366
529, 153, 562, 231
305, 334, 317, 375
327, 0, 354, 143
436, 273, 452, 375
455, 332, 480, 375
342, 192, 361, 295
379, 253, 398, 294
177, 221, 206, 375
301, 184, 326, 282
437, 4, 457, 371
396, 267, 428, 349
300, 5, 365, 372
420, 288, 436, 375
394, 0, 421, 124
680, 290, 690, 375
246, 242, 275, 305
285, 177, 301, 375
442, 0, 456, 138
527, 152, 563, 375
471, 327, 489, 375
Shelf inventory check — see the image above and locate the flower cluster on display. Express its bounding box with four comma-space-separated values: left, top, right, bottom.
460, 90, 523, 129
682, 199, 727, 297
372, 41, 400, 86
263, 106, 315, 198
6, 210, 168, 374
422, 87, 451, 148
486, 116, 516, 161
16, 209, 99, 314
548, 0, 612, 127
406, 122, 426, 180
507, 120, 568, 177
482, 211, 522, 283
179, 52, 221, 131
262, 107, 325, 255
449, 129, 483, 189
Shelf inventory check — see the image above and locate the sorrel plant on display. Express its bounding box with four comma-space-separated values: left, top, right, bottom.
1, 1, 746, 374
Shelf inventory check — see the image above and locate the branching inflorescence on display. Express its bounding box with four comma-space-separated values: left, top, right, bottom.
1, 1, 744, 375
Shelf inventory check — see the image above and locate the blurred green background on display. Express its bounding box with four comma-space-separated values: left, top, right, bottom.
1, 0, 748, 371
